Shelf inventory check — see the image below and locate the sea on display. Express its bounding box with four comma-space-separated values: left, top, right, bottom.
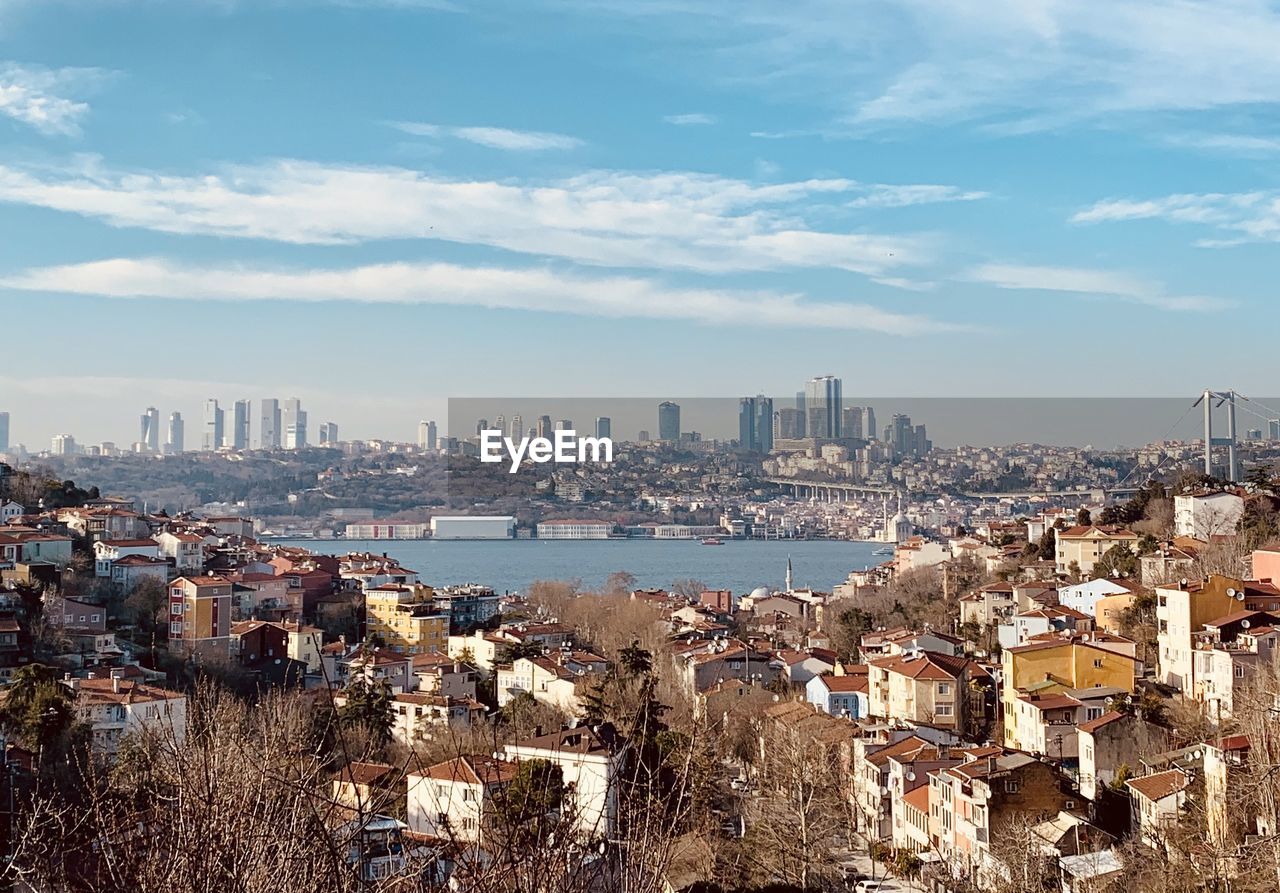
272, 537, 885, 596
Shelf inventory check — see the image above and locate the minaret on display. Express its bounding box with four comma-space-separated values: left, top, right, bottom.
785, 555, 793, 592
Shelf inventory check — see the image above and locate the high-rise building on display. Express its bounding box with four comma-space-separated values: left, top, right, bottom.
775, 407, 804, 440
418, 420, 433, 450
511, 414, 523, 440
554, 419, 573, 432
283, 398, 307, 449
794, 392, 807, 438
232, 400, 251, 450
841, 406, 863, 440
862, 407, 877, 443
1269, 419, 1280, 441
0, 411, 8, 453
166, 412, 185, 454
595, 417, 611, 439
536, 416, 552, 439
319, 422, 339, 445
202, 399, 223, 451
658, 401, 680, 442
51, 433, 76, 455
804, 375, 842, 439
494, 415, 506, 438
140, 407, 161, 452
738, 396, 773, 452
260, 398, 281, 450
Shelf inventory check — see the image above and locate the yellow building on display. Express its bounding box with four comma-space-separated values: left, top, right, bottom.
365, 583, 448, 655
1001, 639, 1135, 747
1155, 575, 1280, 689
1053, 525, 1139, 575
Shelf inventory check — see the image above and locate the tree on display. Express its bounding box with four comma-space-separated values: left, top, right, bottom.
619, 640, 653, 678
490, 758, 564, 848
0, 664, 78, 761
336, 676, 394, 750
1092, 544, 1137, 579
1076, 507, 1092, 526
605, 571, 637, 595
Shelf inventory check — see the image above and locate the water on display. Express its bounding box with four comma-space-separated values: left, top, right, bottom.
273, 538, 885, 596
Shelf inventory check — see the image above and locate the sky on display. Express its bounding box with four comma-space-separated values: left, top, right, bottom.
2, 0, 1280, 448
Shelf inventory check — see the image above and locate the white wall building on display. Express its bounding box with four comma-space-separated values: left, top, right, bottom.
1174, 492, 1244, 540
429, 516, 516, 540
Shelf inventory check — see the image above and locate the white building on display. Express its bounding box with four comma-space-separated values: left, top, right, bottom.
429, 515, 516, 540
1174, 491, 1244, 540
536, 520, 612, 540
407, 755, 519, 843
93, 538, 162, 577
504, 725, 626, 839
1058, 578, 1142, 618
65, 671, 187, 757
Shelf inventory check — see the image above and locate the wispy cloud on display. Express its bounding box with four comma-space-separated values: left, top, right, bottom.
847, 184, 989, 209
0, 158, 977, 277
551, 1, 1280, 133
0, 61, 108, 136
966, 262, 1232, 312
1073, 191, 1280, 245
387, 121, 582, 150
0, 257, 970, 336
663, 112, 716, 126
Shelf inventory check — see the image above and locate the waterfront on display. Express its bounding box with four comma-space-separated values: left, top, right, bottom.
275, 538, 885, 595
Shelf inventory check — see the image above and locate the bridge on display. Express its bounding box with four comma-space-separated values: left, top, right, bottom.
764, 478, 1144, 503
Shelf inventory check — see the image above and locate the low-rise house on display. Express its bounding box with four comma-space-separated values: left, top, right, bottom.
1077, 711, 1171, 801
997, 606, 1092, 650
860, 627, 963, 659
1001, 639, 1136, 749
867, 651, 985, 731
1156, 575, 1280, 690
503, 724, 627, 839
776, 649, 837, 686
1174, 491, 1244, 540
332, 761, 397, 812
1057, 578, 1143, 621
387, 692, 485, 744
412, 652, 478, 700
109, 554, 170, 592
959, 581, 1017, 628
64, 670, 187, 756
230, 572, 297, 621
1054, 526, 1139, 576
806, 672, 868, 719
675, 639, 779, 694
407, 755, 520, 843
93, 538, 162, 576
1126, 769, 1193, 850
154, 530, 206, 572
337, 645, 414, 693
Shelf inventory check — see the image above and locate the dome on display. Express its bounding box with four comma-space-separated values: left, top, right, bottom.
749, 586, 769, 600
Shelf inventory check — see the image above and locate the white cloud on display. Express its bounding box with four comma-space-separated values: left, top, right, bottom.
847, 184, 989, 209
0, 62, 107, 136
0, 256, 970, 336
0, 158, 977, 276
966, 262, 1232, 312
551, 1, 1280, 132
1073, 191, 1280, 244
388, 121, 582, 150
663, 112, 716, 126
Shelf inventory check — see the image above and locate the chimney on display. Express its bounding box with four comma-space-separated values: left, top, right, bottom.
112, 676, 121, 694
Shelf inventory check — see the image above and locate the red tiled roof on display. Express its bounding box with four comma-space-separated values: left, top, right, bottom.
1127, 769, 1189, 802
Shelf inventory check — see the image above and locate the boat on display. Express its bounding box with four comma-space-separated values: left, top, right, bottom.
701, 537, 724, 545
872, 546, 894, 555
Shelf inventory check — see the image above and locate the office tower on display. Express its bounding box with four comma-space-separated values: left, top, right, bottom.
658, 401, 680, 442
166, 412, 185, 454
794, 392, 806, 438
232, 400, 251, 450
1269, 419, 1280, 441
140, 406, 161, 452
775, 407, 804, 440
510, 415, 522, 441
554, 419, 573, 432
283, 397, 307, 449
51, 433, 76, 455
595, 417, 611, 439
260, 398, 281, 450
842, 406, 863, 440
494, 415, 506, 438
862, 407, 877, 443
804, 375, 842, 439
319, 422, 339, 445
203, 399, 223, 451
418, 420, 433, 450
1247, 428, 1263, 441
0, 411, 8, 453
738, 395, 773, 452
914, 424, 931, 455
888, 413, 912, 458
475, 419, 490, 436
426, 420, 438, 451
536, 416, 552, 439
637, 430, 650, 442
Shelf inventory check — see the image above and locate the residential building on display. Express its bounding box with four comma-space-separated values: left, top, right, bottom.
806, 672, 869, 718
1057, 577, 1143, 620
657, 401, 680, 442
866, 651, 984, 731
1174, 491, 1244, 540
261, 398, 281, 450
65, 671, 187, 756
387, 692, 485, 745
503, 725, 627, 839
1126, 769, 1192, 850
155, 530, 205, 572
168, 575, 234, 657
407, 755, 519, 843
1001, 640, 1136, 749
364, 584, 448, 655
93, 538, 161, 576
1077, 711, 1171, 802
1156, 575, 1280, 689
1053, 526, 1140, 576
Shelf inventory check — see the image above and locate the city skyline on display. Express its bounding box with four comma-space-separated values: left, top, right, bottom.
2, 2, 1280, 447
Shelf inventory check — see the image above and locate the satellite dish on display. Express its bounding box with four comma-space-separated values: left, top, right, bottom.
1238, 592, 1246, 602
1243, 620, 1252, 629
1227, 588, 1237, 598
907, 770, 916, 782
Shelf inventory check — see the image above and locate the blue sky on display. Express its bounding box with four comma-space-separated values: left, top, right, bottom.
2, 0, 1280, 446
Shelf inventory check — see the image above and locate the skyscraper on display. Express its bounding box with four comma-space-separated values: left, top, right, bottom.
417, 420, 438, 451
794, 391, 807, 438
232, 400, 251, 450
202, 399, 223, 451
804, 375, 842, 439
862, 407, 877, 443
536, 416, 552, 439
494, 415, 507, 438
51, 434, 76, 455
738, 395, 773, 452
595, 417, 611, 439
510, 414, 523, 440
842, 406, 863, 440
167, 412, 185, 454
0, 411, 9, 453
319, 422, 339, 445
140, 406, 161, 452
283, 398, 307, 449
1270, 419, 1280, 441
554, 419, 573, 432
657, 401, 680, 442
260, 398, 281, 450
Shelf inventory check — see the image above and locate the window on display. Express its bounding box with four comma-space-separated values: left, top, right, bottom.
1093, 659, 1103, 669
1004, 780, 1020, 794
936, 704, 953, 716
937, 683, 951, 695
1235, 665, 1245, 678
171, 603, 183, 615
170, 621, 182, 636
1086, 707, 1103, 720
